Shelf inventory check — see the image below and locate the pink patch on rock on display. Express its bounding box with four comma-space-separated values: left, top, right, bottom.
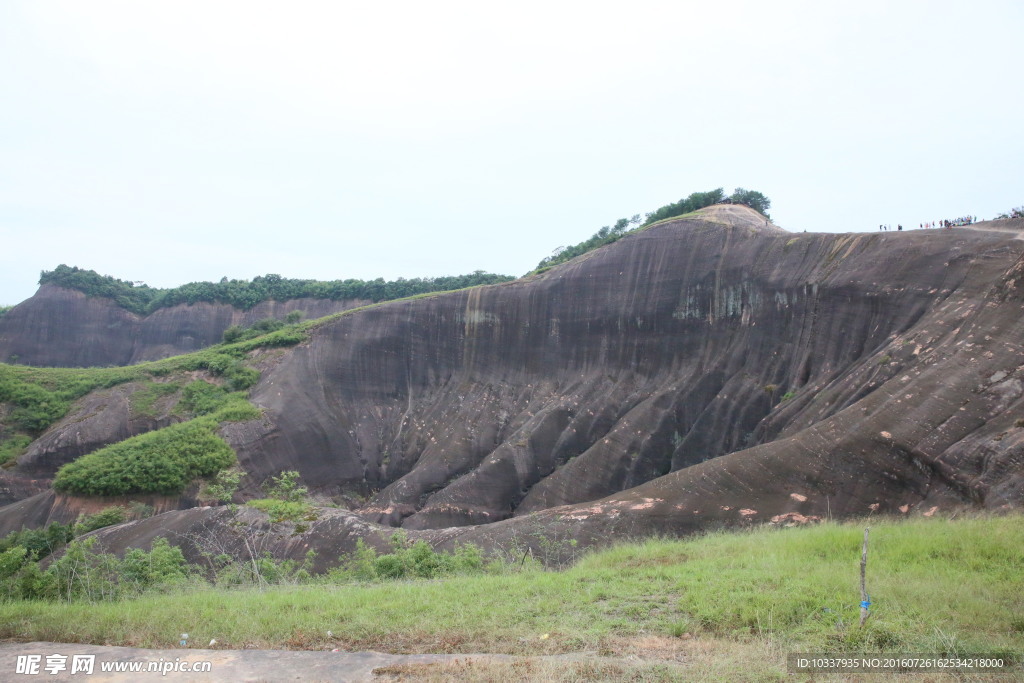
769, 512, 822, 526
899, 504, 909, 513
923, 506, 939, 517
789, 493, 808, 502
739, 509, 757, 517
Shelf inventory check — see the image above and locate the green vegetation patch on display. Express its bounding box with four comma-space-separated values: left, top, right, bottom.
0, 305, 12, 319
246, 499, 314, 524
331, 536, 490, 582
53, 420, 236, 496
246, 470, 313, 523
39, 265, 515, 315
1, 537, 191, 602
0, 364, 142, 433
0, 321, 289, 474
72, 506, 128, 536
0, 434, 32, 468
1, 514, 1020, 665
222, 315, 306, 344
128, 381, 181, 419
0, 364, 147, 465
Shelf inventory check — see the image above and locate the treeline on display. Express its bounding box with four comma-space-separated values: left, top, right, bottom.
38, 266, 515, 315
642, 187, 770, 226
535, 187, 771, 271
996, 206, 1024, 220
0, 306, 11, 319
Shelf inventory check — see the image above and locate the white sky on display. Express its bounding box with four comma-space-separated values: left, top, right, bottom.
1, 0, 1022, 305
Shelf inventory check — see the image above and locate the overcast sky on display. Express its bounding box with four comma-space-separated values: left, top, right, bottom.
1, 1, 1021, 305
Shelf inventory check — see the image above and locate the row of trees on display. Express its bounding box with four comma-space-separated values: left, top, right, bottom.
641, 187, 771, 226
535, 187, 772, 271
38, 266, 515, 315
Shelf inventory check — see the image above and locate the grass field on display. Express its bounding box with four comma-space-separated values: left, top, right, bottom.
1, 513, 1021, 679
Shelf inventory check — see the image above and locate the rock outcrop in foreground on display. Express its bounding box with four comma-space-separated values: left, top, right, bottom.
4, 205, 1024, 563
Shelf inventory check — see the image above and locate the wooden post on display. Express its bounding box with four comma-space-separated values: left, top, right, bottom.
859, 527, 870, 626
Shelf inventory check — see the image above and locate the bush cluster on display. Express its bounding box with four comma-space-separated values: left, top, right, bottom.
53, 421, 235, 496
178, 380, 231, 416
1, 522, 496, 602
1, 537, 190, 601
332, 535, 489, 581
245, 471, 312, 522
128, 381, 180, 419
222, 315, 303, 344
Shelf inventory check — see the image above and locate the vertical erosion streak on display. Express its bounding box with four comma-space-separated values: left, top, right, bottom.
386, 312, 417, 468
462, 288, 481, 377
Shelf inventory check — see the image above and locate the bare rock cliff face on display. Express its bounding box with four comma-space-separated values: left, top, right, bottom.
228, 207, 1024, 534
0, 287, 367, 367
6, 206, 1024, 562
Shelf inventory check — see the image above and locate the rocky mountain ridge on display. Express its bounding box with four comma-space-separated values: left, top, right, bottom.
2, 205, 1023, 564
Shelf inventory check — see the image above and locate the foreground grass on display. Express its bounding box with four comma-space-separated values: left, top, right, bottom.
1, 514, 1021, 677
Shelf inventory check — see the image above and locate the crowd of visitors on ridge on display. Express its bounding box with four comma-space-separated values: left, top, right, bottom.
878, 215, 978, 231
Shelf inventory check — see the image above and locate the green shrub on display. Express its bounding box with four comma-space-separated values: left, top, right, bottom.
0, 363, 141, 437
127, 502, 155, 520
263, 470, 307, 502
331, 535, 490, 582
0, 522, 74, 561
179, 380, 228, 416
0, 546, 28, 580
129, 381, 180, 418
119, 539, 190, 590
182, 351, 261, 391
15, 537, 192, 602
222, 318, 287, 344
73, 506, 128, 536
213, 549, 316, 587
201, 466, 244, 504
0, 434, 32, 467
53, 421, 235, 496
210, 398, 261, 422
247, 498, 312, 524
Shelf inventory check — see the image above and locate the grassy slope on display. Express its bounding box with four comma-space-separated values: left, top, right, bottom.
1, 515, 1020, 678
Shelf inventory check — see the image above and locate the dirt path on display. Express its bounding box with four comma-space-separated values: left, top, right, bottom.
959, 222, 1024, 240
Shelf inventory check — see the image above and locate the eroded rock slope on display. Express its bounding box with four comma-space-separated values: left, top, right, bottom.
231, 206, 1024, 531
5, 205, 1024, 562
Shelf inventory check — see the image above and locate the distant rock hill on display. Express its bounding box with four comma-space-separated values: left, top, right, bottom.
3, 205, 1024, 564
0, 287, 366, 367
